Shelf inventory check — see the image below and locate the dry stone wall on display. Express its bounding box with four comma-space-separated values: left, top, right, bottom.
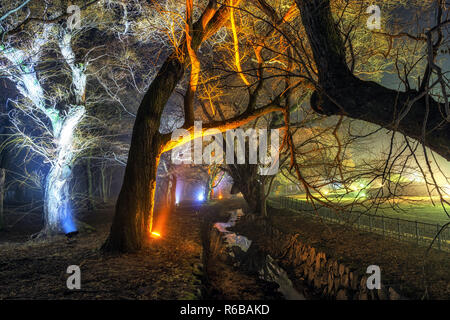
244, 216, 406, 300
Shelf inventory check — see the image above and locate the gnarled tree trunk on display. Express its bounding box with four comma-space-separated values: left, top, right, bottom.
229, 163, 263, 214
168, 174, 177, 210
101, 57, 179, 251
295, 0, 450, 160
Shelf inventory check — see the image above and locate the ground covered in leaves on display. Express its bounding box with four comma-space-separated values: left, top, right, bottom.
0, 205, 204, 299
2, 198, 447, 300
0, 199, 288, 300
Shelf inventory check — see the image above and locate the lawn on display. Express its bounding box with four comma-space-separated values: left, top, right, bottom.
288, 194, 450, 225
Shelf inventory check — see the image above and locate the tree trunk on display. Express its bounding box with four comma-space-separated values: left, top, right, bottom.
44, 161, 74, 234
102, 123, 165, 252
260, 181, 267, 217
101, 54, 183, 252
295, 0, 450, 160
209, 187, 214, 200
228, 163, 262, 214
85, 154, 94, 211
260, 175, 276, 217
101, 164, 108, 204
168, 174, 177, 210
0, 168, 5, 230
261, 198, 267, 217
158, 178, 168, 207
43, 106, 85, 235
204, 176, 212, 201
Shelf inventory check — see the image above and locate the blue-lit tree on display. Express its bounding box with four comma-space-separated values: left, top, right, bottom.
0, 0, 98, 238
0, 25, 87, 235
0, 0, 160, 236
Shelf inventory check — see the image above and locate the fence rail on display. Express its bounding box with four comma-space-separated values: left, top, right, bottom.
272, 196, 450, 252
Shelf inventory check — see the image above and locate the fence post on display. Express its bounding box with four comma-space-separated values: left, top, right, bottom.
437, 224, 441, 250
415, 221, 419, 245
397, 218, 401, 240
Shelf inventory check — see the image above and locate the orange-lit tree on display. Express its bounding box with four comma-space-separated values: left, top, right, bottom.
101, 0, 289, 252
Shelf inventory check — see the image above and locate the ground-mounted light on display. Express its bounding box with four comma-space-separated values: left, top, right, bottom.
151, 231, 161, 238
65, 230, 79, 244
65, 230, 79, 239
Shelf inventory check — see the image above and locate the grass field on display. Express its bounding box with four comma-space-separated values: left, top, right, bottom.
287, 194, 450, 225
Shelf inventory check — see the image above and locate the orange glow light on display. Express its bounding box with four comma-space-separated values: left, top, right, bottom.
151, 231, 161, 238
218, 195, 223, 199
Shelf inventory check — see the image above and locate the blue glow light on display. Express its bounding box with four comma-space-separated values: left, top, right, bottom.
60, 203, 77, 234
61, 216, 77, 234
197, 193, 204, 201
